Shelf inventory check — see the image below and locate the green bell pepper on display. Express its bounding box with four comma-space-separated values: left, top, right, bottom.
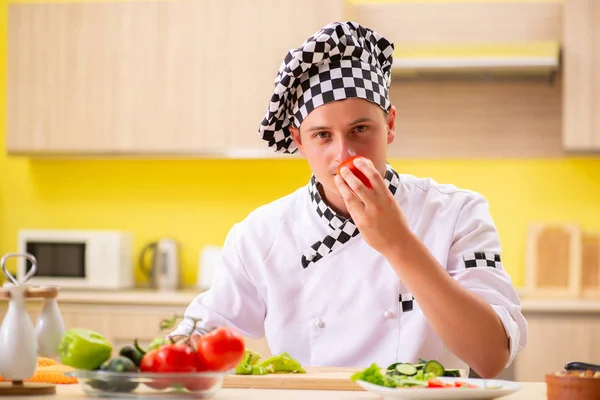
258, 352, 306, 373
59, 328, 113, 370
235, 349, 263, 375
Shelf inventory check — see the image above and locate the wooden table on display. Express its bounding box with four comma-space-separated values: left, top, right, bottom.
2, 382, 548, 399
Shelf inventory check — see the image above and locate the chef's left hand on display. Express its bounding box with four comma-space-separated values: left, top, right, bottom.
334, 157, 409, 255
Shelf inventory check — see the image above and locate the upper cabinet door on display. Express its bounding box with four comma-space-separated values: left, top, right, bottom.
563, 0, 600, 152
6, 0, 344, 156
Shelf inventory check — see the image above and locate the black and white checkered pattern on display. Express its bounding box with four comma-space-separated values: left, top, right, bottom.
301, 163, 400, 269
463, 252, 502, 269
399, 293, 414, 312
258, 21, 395, 154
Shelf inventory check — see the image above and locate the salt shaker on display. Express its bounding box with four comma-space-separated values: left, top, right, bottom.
0, 253, 39, 380
36, 295, 66, 358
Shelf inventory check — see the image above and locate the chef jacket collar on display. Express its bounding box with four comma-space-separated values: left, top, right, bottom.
302, 163, 400, 268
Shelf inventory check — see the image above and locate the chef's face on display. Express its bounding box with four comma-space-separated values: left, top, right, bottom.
290, 98, 397, 200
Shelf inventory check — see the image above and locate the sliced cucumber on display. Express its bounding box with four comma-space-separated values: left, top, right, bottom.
413, 363, 425, 370
423, 360, 445, 377
395, 363, 418, 376
444, 369, 461, 377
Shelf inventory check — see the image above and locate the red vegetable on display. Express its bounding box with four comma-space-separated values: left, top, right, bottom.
139, 343, 198, 390
192, 327, 246, 372
337, 156, 372, 189
140, 343, 197, 373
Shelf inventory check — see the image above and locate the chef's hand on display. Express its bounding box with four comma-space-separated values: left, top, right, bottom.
334, 157, 409, 256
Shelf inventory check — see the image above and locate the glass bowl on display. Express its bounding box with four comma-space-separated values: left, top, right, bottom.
64, 369, 229, 399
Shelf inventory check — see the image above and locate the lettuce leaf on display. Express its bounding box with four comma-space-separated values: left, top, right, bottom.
350, 363, 397, 387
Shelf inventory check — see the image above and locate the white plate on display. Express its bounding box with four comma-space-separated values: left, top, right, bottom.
356, 377, 521, 400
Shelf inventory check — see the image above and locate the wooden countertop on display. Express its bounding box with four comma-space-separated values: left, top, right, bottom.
4, 382, 548, 399
40, 288, 201, 306
520, 298, 600, 313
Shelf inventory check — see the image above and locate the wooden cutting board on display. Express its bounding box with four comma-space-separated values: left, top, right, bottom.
222, 367, 364, 391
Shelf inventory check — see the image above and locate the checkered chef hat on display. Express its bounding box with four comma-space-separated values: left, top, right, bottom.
258, 21, 395, 154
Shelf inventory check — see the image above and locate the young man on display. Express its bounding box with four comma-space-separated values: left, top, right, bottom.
170, 21, 527, 378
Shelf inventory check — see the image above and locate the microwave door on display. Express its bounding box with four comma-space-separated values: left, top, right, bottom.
25, 242, 86, 278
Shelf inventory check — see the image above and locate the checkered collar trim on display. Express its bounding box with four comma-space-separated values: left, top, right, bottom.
302, 163, 400, 268
258, 21, 394, 155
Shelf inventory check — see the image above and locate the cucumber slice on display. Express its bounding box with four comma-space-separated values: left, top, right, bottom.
413, 363, 425, 370
423, 360, 445, 377
386, 363, 400, 376
395, 363, 418, 376
444, 369, 461, 377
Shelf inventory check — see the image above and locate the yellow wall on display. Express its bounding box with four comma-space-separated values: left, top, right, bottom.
1, 0, 599, 289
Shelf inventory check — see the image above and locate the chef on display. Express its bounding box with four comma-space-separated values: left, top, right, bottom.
169, 21, 527, 378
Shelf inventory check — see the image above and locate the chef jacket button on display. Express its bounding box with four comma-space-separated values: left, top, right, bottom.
383, 310, 393, 318
314, 319, 324, 329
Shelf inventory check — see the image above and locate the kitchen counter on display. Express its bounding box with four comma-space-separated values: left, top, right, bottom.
44, 288, 201, 307
519, 298, 600, 313
48, 288, 600, 312
3, 382, 548, 399
33, 285, 600, 312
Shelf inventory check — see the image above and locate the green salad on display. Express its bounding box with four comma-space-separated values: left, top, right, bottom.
351, 359, 462, 388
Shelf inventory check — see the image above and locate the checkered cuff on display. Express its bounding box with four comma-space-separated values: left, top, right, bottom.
463, 252, 502, 269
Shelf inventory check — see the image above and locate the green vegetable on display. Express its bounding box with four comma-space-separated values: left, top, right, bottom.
424, 360, 445, 377
146, 337, 167, 352
235, 349, 263, 375
58, 328, 112, 370
236, 363, 252, 375
394, 363, 417, 376
251, 365, 268, 375
258, 352, 306, 374
118, 345, 143, 367
89, 356, 139, 393
443, 369, 461, 377
351, 363, 396, 388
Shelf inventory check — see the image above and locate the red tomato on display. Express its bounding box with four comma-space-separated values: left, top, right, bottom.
427, 379, 452, 388
140, 344, 198, 390
337, 156, 372, 189
193, 327, 245, 372
140, 343, 197, 373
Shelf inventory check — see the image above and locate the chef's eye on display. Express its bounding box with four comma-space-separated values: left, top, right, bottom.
353, 125, 368, 133
314, 131, 331, 139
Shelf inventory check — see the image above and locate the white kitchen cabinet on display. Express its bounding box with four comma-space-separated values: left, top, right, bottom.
6, 0, 344, 156
562, 0, 600, 151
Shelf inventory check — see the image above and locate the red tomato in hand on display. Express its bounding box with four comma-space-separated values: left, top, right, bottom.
337, 156, 372, 189
193, 327, 245, 372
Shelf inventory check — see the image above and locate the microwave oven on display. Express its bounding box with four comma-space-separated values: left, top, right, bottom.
17, 229, 134, 290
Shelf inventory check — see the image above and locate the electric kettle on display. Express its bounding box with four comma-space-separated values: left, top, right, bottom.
139, 238, 181, 291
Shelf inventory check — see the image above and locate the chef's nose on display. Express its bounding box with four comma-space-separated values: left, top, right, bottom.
335, 137, 355, 162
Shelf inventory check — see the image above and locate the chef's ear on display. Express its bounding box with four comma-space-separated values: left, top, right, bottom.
289, 126, 305, 156
386, 105, 397, 145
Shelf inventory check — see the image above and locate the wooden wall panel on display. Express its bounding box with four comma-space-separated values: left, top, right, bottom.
388, 79, 563, 158
347, 1, 563, 44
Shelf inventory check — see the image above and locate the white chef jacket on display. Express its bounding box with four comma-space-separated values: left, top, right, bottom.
170, 173, 527, 373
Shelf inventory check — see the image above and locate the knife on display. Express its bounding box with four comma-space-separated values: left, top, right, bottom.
564, 361, 600, 372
